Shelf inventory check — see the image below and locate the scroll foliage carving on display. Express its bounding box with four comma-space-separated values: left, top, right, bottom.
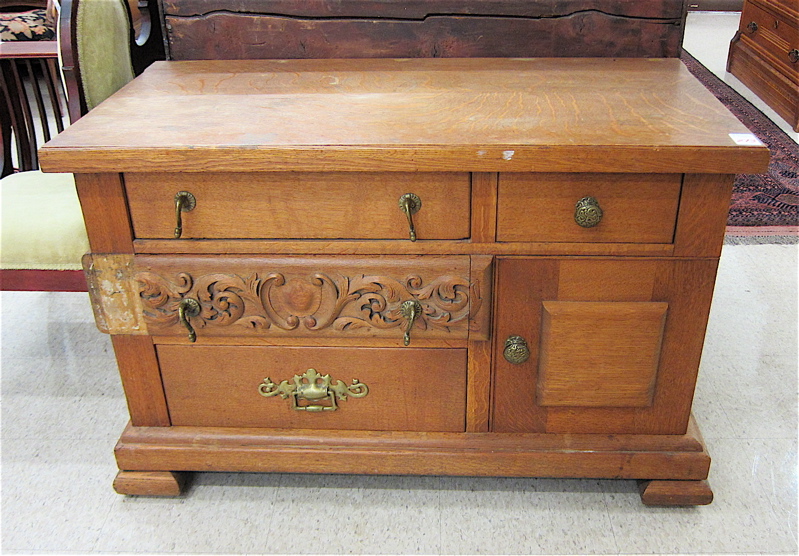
135, 268, 479, 337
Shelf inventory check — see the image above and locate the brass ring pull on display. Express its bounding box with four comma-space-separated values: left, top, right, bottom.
574, 196, 603, 228
258, 369, 369, 412
398, 193, 422, 241
178, 298, 201, 342
747, 21, 758, 33
174, 191, 196, 239
400, 299, 422, 346
503, 336, 530, 364
789, 49, 799, 64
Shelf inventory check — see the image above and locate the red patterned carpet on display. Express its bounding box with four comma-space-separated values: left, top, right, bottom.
681, 51, 798, 241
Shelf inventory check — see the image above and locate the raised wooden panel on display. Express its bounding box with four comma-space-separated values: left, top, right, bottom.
125, 172, 470, 240
492, 258, 718, 435
537, 301, 668, 408
157, 345, 467, 432
133, 255, 487, 341
497, 174, 682, 243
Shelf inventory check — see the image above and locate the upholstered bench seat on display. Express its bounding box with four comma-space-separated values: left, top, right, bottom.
0, 171, 88, 270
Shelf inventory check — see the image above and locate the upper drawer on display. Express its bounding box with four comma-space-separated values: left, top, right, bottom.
497, 173, 682, 243
125, 172, 471, 240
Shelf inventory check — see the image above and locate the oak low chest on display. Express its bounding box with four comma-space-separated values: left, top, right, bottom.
40, 58, 769, 505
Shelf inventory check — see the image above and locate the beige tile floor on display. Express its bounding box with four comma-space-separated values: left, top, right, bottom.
2, 12, 798, 555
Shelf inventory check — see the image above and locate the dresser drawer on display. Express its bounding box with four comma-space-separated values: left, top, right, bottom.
497, 174, 681, 243
740, 1, 798, 75
125, 172, 470, 240
131, 255, 487, 342
158, 345, 467, 432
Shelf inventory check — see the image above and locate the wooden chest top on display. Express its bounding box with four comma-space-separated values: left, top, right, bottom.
39, 58, 769, 174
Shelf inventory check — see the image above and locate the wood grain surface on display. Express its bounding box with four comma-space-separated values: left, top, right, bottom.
39, 59, 769, 174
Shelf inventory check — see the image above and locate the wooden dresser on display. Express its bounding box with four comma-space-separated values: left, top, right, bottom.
728, 0, 799, 131
39, 58, 769, 505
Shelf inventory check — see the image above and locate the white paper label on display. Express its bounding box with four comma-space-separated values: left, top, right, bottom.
729, 133, 763, 146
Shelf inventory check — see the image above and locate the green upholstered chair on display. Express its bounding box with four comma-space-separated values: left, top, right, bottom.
0, 0, 136, 291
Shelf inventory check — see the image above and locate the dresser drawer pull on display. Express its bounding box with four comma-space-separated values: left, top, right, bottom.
178, 298, 201, 342
258, 368, 369, 412
574, 196, 603, 228
789, 50, 799, 64
398, 193, 422, 241
503, 335, 530, 364
746, 21, 758, 33
400, 299, 422, 346
173, 191, 196, 239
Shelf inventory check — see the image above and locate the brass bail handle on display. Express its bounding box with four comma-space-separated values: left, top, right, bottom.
174, 191, 196, 239
400, 299, 422, 346
398, 193, 422, 241
178, 298, 201, 342
574, 196, 603, 228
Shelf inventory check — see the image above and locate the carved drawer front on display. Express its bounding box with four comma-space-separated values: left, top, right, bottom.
157, 345, 467, 432
496, 173, 682, 243
492, 257, 719, 435
119, 255, 488, 342
125, 172, 470, 241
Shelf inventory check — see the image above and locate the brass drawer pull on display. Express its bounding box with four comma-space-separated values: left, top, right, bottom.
503, 335, 530, 364
258, 368, 369, 412
174, 191, 196, 239
178, 298, 201, 342
746, 21, 758, 33
574, 196, 603, 228
398, 193, 422, 241
789, 49, 799, 64
400, 299, 422, 346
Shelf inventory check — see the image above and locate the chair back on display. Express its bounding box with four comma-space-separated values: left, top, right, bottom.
59, 0, 135, 122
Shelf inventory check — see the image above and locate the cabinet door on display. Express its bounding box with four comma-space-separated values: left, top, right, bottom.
492, 257, 718, 435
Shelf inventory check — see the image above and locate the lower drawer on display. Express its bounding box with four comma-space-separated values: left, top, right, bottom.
158, 345, 467, 432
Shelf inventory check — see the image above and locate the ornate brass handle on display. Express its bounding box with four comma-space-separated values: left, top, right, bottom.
574, 196, 603, 228
258, 368, 369, 411
178, 298, 201, 342
503, 335, 530, 364
400, 299, 422, 346
746, 21, 758, 33
789, 49, 799, 64
398, 193, 422, 241
174, 191, 196, 239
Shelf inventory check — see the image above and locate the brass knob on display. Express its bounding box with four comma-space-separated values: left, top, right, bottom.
400, 299, 422, 346
178, 298, 201, 342
398, 193, 422, 241
503, 335, 530, 364
174, 191, 196, 239
746, 21, 758, 33
789, 49, 799, 64
574, 196, 603, 228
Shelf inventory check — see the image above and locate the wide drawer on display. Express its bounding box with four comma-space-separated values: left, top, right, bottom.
129, 255, 487, 341
158, 345, 467, 432
125, 172, 471, 240
497, 174, 682, 243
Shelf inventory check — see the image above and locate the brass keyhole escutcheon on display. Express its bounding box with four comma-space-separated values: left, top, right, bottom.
398, 193, 422, 241
503, 336, 530, 364
174, 191, 196, 239
400, 299, 422, 346
574, 196, 603, 228
178, 298, 201, 342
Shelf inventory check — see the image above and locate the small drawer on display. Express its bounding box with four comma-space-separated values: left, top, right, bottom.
497, 173, 681, 243
157, 345, 467, 432
133, 255, 487, 342
125, 172, 471, 240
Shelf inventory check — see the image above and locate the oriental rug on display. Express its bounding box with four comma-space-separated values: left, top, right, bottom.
681, 51, 798, 243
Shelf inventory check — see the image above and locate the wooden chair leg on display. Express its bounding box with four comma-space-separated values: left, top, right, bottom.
113, 471, 189, 496
639, 480, 714, 506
